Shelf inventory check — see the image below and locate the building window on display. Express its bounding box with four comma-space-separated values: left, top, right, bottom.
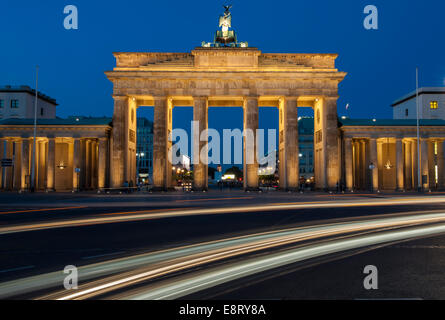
0, 100, 3, 108
405, 109, 409, 116
430, 101, 438, 110
40, 108, 44, 116
10, 100, 19, 108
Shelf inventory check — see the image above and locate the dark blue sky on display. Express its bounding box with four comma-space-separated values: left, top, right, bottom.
1, 0, 445, 127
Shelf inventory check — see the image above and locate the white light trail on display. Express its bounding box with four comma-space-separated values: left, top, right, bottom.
2, 196, 445, 235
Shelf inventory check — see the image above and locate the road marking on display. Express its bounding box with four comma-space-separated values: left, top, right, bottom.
82, 251, 126, 260
0, 206, 86, 215
0, 265, 35, 273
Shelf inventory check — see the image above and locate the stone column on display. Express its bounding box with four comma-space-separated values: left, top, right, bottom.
352, 140, 359, 189
396, 138, 404, 191
153, 97, 168, 190
369, 138, 379, 192
412, 140, 419, 190
404, 141, 413, 190
85, 140, 91, 189
243, 97, 259, 190
37, 140, 47, 190
344, 138, 353, 191
358, 140, 365, 189
13, 140, 22, 190
73, 139, 80, 191
314, 97, 340, 190
377, 140, 383, 190
361, 140, 367, 189
429, 140, 437, 189
91, 140, 98, 189
46, 138, 56, 191
3, 140, 13, 190
98, 138, 108, 189
79, 139, 86, 190
279, 97, 298, 190
193, 97, 208, 191
21, 139, 30, 191
440, 140, 445, 189
421, 139, 429, 190
110, 96, 128, 188
68, 141, 74, 190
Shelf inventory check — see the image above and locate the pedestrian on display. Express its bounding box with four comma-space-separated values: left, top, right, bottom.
123, 180, 129, 193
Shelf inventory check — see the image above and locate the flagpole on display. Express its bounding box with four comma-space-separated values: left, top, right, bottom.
30, 66, 38, 192
416, 67, 422, 192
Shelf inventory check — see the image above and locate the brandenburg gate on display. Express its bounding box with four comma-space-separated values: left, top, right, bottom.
105, 6, 346, 191
105, 48, 346, 190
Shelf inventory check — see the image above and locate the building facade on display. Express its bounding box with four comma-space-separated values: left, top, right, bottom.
298, 117, 314, 179
136, 117, 153, 183
341, 119, 445, 192
392, 87, 445, 120
0, 85, 57, 120
0, 118, 111, 191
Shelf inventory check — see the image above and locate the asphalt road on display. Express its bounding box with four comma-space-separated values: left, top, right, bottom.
187, 234, 445, 300
1, 191, 445, 299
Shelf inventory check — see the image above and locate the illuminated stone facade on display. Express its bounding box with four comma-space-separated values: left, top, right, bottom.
105, 47, 347, 190
341, 119, 445, 191
0, 118, 111, 191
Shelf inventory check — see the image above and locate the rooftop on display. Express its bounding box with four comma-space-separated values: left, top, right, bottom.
340, 118, 445, 127
0, 85, 58, 105
392, 87, 445, 107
